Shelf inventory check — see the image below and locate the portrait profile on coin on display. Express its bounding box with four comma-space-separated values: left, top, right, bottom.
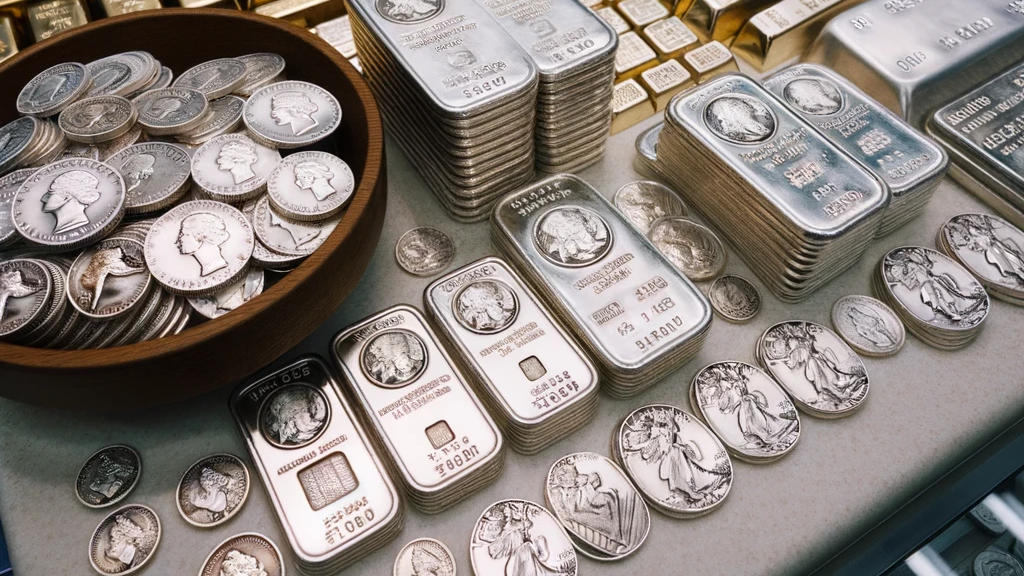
261, 384, 329, 447
783, 78, 844, 116
704, 94, 777, 144
217, 140, 259, 184
375, 0, 442, 23
177, 211, 231, 277
147, 96, 185, 120
362, 330, 427, 386
455, 280, 518, 333
122, 153, 156, 193
87, 452, 136, 501
271, 92, 320, 136
535, 206, 611, 266
0, 269, 41, 324
188, 467, 237, 516
41, 169, 101, 234
67, 102, 116, 129
220, 549, 267, 576
292, 161, 336, 201
80, 246, 145, 311
105, 513, 156, 567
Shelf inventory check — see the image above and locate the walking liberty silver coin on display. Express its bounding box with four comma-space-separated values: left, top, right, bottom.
708, 275, 760, 323
199, 533, 284, 576
267, 151, 354, 221
470, 500, 578, 576
243, 80, 342, 149
395, 227, 455, 276
17, 62, 92, 117
830, 295, 905, 357
393, 538, 456, 576
939, 213, 1024, 303
75, 445, 141, 508
88, 504, 161, 575
176, 453, 250, 528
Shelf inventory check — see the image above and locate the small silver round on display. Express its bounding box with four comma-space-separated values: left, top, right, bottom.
17, 62, 92, 117
613, 180, 687, 234
470, 500, 577, 576
173, 58, 248, 100
75, 445, 141, 508
830, 295, 905, 357
236, 53, 287, 97
243, 80, 342, 149
267, 151, 354, 221
188, 267, 264, 319
648, 216, 726, 282
199, 532, 284, 576
176, 453, 250, 528
88, 503, 161, 575
67, 237, 152, 320
106, 142, 192, 214
191, 133, 281, 203
59, 95, 138, 144
395, 227, 455, 276
134, 87, 209, 136
393, 538, 456, 576
708, 274, 760, 323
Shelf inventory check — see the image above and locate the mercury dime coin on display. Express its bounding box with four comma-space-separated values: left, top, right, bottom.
145, 200, 254, 296
199, 533, 283, 576
59, 95, 137, 144
613, 180, 687, 234
939, 213, 1024, 302
395, 227, 455, 276
88, 503, 160, 575
361, 329, 427, 386
880, 246, 990, 331
830, 295, 905, 357
0, 117, 40, 173
75, 445, 141, 508
243, 80, 342, 149
107, 142, 192, 214
470, 500, 577, 576
67, 237, 151, 319
258, 383, 330, 448
12, 158, 126, 251
188, 267, 264, 319
134, 87, 209, 136
454, 279, 518, 334
236, 53, 286, 97
252, 195, 336, 256
974, 550, 1024, 576
17, 62, 92, 117
267, 151, 354, 221
534, 206, 611, 267
176, 95, 245, 144
708, 275, 760, 323
191, 133, 281, 203
648, 216, 726, 282
176, 453, 250, 527
174, 58, 247, 100
394, 538, 455, 576
0, 258, 52, 340
0, 169, 35, 248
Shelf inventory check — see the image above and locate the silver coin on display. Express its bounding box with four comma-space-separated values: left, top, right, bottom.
107, 142, 192, 214
56, 141, 101, 161
266, 151, 354, 221
17, 62, 92, 117
545, 452, 650, 561
880, 246, 990, 331
188, 267, 264, 319
360, 329, 427, 386
97, 125, 144, 162
470, 500, 577, 576
534, 206, 611, 267
0, 117, 40, 173
174, 58, 247, 100
191, 133, 281, 203
0, 169, 35, 248
252, 195, 336, 256
940, 213, 1024, 299
75, 445, 141, 508
393, 538, 455, 576
176, 453, 250, 528
175, 95, 245, 144
149, 66, 174, 92
67, 237, 151, 319
257, 382, 330, 448
236, 53, 287, 97
613, 180, 687, 234
830, 295, 905, 357
704, 94, 777, 144
144, 200, 254, 296
240, 196, 307, 269
395, 227, 455, 276
708, 275, 760, 323
85, 53, 149, 97
453, 279, 518, 334
243, 80, 342, 149
199, 533, 284, 576
58, 95, 137, 144
0, 258, 52, 340
88, 503, 160, 575
974, 550, 1024, 576
648, 216, 726, 282
134, 87, 209, 136
12, 158, 126, 251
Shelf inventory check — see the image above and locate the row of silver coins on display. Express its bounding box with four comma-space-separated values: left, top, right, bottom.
762, 63, 949, 237
331, 305, 506, 514
938, 213, 1024, 306
424, 256, 601, 455
476, 0, 618, 173
491, 173, 713, 397
873, 245, 989, 350
230, 356, 405, 575
658, 73, 889, 303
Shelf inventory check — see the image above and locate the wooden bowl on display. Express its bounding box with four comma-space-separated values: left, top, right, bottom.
0, 9, 387, 410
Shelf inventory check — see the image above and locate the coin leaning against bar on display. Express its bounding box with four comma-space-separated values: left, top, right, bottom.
613, 180, 687, 234
191, 133, 281, 203
176, 453, 250, 527
648, 216, 727, 281
75, 445, 141, 508
394, 538, 456, 576
68, 237, 151, 319
243, 80, 342, 149
89, 503, 160, 575
59, 95, 137, 143
107, 142, 192, 214
199, 532, 284, 576
134, 87, 209, 136
173, 58, 247, 100
395, 227, 455, 276
267, 151, 354, 221
831, 295, 905, 357
708, 274, 760, 323
17, 62, 92, 117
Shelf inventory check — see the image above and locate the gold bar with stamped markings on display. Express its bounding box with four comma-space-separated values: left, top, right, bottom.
683, 0, 775, 42
682, 40, 737, 82
173, 0, 239, 9
26, 0, 88, 42
732, 0, 862, 71
614, 31, 658, 79
611, 78, 654, 133
640, 58, 693, 110
642, 16, 699, 59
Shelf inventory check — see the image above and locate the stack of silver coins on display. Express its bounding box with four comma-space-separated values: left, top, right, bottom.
477, 0, 617, 173
491, 174, 712, 397
231, 357, 405, 575
873, 246, 989, 350
763, 64, 948, 237
938, 213, 1024, 306
658, 74, 889, 302
332, 305, 506, 514
346, 0, 539, 221
425, 256, 601, 454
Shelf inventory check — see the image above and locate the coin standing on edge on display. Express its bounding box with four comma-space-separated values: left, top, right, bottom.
708, 274, 761, 323
267, 151, 354, 221
613, 180, 687, 234
89, 504, 161, 576
648, 216, 727, 282
831, 295, 905, 357
243, 80, 342, 149
393, 538, 456, 576
395, 227, 455, 276
176, 453, 250, 527
75, 445, 142, 508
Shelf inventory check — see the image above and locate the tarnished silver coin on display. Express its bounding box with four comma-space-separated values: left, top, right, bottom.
67, 237, 151, 319
144, 200, 254, 296
174, 58, 247, 100
615, 404, 733, 518
252, 195, 336, 257
613, 180, 687, 234
395, 227, 454, 276
85, 53, 151, 97
188, 267, 264, 319
88, 503, 160, 575
107, 142, 191, 214
134, 87, 209, 136
393, 538, 455, 576
176, 95, 245, 145
267, 151, 354, 221
545, 452, 650, 561
708, 275, 760, 323
974, 550, 1024, 576
191, 133, 281, 203
75, 445, 141, 508
0, 169, 35, 248
17, 62, 92, 117
648, 216, 726, 282
59, 95, 137, 144
0, 259, 52, 340
534, 206, 612, 267
470, 500, 577, 576
199, 533, 284, 576
831, 295, 905, 357
176, 453, 250, 528
243, 80, 342, 149
940, 213, 1024, 302
0, 117, 40, 173
236, 53, 286, 97
12, 158, 126, 250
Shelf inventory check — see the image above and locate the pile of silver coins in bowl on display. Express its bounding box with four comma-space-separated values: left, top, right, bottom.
0, 50, 352, 349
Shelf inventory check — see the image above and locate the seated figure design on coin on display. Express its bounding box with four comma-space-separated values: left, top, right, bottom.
535, 207, 611, 266
80, 246, 145, 311
293, 160, 337, 201
885, 247, 988, 324
704, 94, 776, 144
455, 280, 518, 333
783, 78, 844, 116
0, 270, 41, 324
122, 153, 156, 194
271, 92, 319, 137
220, 550, 266, 576
376, 0, 442, 23
106, 513, 155, 567
176, 212, 231, 277
217, 140, 259, 185
42, 170, 101, 234
362, 331, 426, 386
67, 101, 116, 129
261, 385, 329, 447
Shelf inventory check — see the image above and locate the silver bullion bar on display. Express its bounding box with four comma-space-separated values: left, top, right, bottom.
344, 0, 538, 119
491, 173, 712, 395
331, 305, 504, 510
229, 356, 403, 568
806, 0, 1024, 127
424, 256, 600, 451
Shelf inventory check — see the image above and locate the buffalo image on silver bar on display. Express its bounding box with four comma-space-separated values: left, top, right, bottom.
454, 279, 519, 334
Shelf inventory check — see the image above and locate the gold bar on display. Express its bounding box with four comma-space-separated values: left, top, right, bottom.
683, 0, 775, 42
611, 78, 655, 134
617, 0, 669, 27
682, 40, 737, 82
174, 0, 239, 9
254, 0, 343, 26
732, 0, 862, 71
642, 16, 699, 59
671, 0, 694, 17
312, 14, 356, 58
639, 58, 693, 110
97, 0, 160, 17
0, 15, 18, 63
594, 5, 630, 35
614, 31, 658, 79
27, 0, 88, 42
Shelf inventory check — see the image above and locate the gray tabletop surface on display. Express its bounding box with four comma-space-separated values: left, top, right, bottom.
1, 115, 1023, 576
